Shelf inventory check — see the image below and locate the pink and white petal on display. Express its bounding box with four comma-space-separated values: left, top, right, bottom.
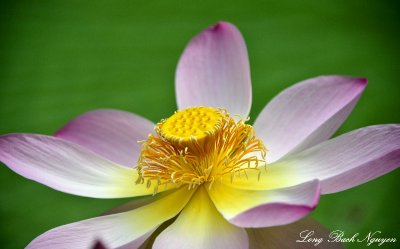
153, 187, 248, 249
0, 134, 160, 198
55, 109, 154, 167
137, 219, 176, 249
254, 76, 367, 163
103, 191, 172, 216
175, 22, 252, 118
218, 167, 294, 192
265, 124, 400, 194
27, 187, 194, 249
248, 216, 344, 249
207, 180, 320, 228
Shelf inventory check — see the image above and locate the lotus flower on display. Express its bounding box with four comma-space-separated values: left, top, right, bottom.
0, 22, 399, 249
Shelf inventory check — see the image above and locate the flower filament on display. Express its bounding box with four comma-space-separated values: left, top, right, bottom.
136, 107, 266, 193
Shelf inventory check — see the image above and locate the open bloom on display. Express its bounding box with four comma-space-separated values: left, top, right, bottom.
1, 22, 399, 249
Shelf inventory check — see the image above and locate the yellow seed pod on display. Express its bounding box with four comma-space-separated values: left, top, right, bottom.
159, 107, 223, 143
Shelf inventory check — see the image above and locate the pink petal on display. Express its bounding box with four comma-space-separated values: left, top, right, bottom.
153, 187, 248, 249
27, 187, 194, 249
175, 22, 252, 117
55, 109, 154, 167
208, 180, 320, 228
0, 134, 156, 198
248, 216, 344, 249
254, 76, 367, 163
270, 124, 400, 194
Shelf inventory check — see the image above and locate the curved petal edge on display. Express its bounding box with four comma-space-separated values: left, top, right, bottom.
0, 134, 156, 198
175, 21, 252, 118
269, 124, 400, 194
55, 109, 154, 167
254, 76, 367, 163
208, 179, 320, 228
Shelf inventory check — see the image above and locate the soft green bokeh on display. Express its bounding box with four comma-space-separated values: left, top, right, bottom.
0, 1, 399, 248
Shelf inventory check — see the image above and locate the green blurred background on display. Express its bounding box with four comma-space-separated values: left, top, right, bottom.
0, 0, 399, 248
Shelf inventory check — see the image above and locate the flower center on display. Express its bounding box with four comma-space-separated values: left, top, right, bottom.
136, 107, 266, 193
159, 107, 223, 143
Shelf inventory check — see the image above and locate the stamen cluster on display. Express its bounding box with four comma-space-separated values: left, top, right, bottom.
136, 107, 266, 193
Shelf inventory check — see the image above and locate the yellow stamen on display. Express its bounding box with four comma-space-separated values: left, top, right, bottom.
136, 107, 266, 192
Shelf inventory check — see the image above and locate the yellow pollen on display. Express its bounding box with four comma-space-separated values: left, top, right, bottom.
136, 106, 267, 193
159, 107, 223, 143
